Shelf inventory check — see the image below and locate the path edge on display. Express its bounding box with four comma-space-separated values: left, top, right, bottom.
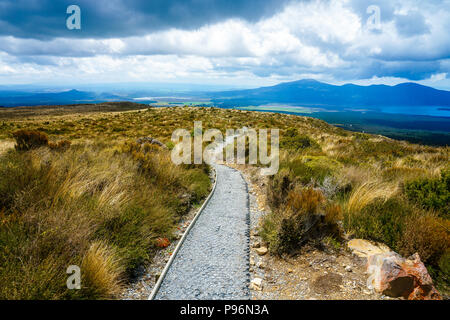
148, 165, 218, 300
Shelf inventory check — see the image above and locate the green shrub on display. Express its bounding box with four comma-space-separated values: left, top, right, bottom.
280, 128, 319, 151
185, 169, 211, 204
439, 251, 450, 277
404, 170, 449, 217
284, 156, 337, 184
12, 130, 48, 151
344, 197, 411, 251
358, 140, 412, 158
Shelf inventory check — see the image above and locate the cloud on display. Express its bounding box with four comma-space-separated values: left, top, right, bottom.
0, 0, 449, 87
0, 0, 292, 39
395, 11, 430, 37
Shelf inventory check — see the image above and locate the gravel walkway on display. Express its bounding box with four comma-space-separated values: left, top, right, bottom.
154, 164, 251, 300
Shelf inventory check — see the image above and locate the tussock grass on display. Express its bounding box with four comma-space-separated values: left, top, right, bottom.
81, 241, 123, 299
346, 180, 398, 214
0, 137, 211, 299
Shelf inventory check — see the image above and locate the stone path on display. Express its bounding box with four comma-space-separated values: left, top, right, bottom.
154, 164, 251, 300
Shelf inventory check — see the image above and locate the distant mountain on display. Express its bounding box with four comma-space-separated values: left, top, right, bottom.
0, 89, 124, 107
210, 79, 450, 108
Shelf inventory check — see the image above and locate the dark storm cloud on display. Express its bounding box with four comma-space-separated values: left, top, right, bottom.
0, 0, 292, 39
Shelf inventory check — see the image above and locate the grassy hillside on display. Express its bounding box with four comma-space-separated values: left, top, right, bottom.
0, 102, 448, 298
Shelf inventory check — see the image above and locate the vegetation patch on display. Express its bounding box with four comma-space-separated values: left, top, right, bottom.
0, 135, 210, 299
404, 170, 449, 218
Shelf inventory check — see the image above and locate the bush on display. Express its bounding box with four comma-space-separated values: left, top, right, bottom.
261, 188, 341, 254
267, 168, 294, 210
404, 170, 449, 217
439, 251, 450, 277
284, 156, 337, 185
344, 197, 410, 251
280, 128, 319, 151
48, 140, 72, 151
399, 215, 450, 266
12, 130, 48, 151
185, 168, 211, 204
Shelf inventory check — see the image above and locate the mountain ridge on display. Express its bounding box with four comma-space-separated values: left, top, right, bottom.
211, 79, 450, 108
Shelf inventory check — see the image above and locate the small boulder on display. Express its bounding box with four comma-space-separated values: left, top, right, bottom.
348, 239, 391, 258
256, 247, 268, 256
367, 252, 441, 300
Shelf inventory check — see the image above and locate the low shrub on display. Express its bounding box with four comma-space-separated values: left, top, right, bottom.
439, 251, 450, 278
267, 168, 294, 210
404, 170, 449, 217
399, 214, 450, 266
280, 128, 320, 151
48, 140, 72, 151
184, 168, 211, 204
12, 130, 48, 151
344, 197, 410, 251
261, 188, 341, 254
283, 156, 338, 185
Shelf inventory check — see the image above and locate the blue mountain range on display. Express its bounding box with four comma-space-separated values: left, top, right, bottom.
211, 79, 450, 108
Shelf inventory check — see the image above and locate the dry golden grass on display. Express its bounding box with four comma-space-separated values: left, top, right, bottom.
0, 139, 14, 155
346, 180, 398, 214
81, 241, 124, 299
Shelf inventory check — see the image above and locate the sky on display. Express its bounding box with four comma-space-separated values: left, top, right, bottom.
0, 0, 450, 90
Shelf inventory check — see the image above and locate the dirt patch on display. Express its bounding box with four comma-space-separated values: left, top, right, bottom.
312, 272, 343, 295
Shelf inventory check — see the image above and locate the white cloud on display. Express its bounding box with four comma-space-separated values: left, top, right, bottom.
0, 0, 449, 86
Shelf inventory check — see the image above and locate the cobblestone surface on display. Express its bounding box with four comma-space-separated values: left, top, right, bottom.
154, 164, 251, 300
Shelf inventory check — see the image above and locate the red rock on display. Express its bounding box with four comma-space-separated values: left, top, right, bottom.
366, 252, 441, 300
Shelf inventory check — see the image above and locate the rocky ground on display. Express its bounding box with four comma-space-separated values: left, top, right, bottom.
231, 164, 397, 300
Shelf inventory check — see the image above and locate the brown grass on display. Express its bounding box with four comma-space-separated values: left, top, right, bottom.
81, 241, 123, 299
